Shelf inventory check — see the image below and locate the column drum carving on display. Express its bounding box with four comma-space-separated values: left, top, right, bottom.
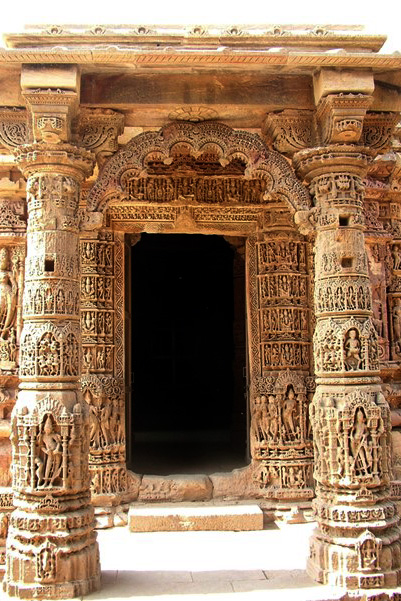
5, 142, 100, 599
294, 141, 401, 589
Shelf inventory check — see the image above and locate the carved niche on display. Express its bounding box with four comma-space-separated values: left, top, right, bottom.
311, 389, 390, 489
251, 370, 314, 498
81, 374, 126, 497
314, 316, 379, 374
12, 395, 89, 492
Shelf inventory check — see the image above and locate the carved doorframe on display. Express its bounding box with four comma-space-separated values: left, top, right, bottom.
85, 121, 316, 503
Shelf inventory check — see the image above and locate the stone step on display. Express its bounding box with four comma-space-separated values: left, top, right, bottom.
128, 504, 264, 532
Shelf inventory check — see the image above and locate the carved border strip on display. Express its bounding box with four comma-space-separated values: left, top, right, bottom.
113, 233, 125, 380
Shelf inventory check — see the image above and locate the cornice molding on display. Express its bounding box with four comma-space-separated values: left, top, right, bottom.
1, 49, 401, 71
4, 25, 387, 52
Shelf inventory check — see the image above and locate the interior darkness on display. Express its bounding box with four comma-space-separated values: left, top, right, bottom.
129, 233, 247, 475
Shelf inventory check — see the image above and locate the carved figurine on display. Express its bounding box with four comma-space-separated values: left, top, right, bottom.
282, 386, 297, 439
38, 416, 63, 487
350, 409, 371, 477
267, 395, 279, 442
393, 245, 401, 271
393, 298, 401, 349
344, 328, 361, 370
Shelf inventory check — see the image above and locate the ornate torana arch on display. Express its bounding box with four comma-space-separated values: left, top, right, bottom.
87, 121, 310, 212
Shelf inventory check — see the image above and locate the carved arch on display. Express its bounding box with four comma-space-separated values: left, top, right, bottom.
87, 121, 310, 213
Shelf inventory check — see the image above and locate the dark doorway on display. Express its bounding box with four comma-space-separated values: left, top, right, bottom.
129, 233, 247, 475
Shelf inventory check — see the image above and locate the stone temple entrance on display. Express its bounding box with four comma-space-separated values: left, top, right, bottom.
129, 233, 248, 475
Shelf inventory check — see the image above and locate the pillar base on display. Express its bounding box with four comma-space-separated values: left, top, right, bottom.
5, 576, 100, 600
308, 499, 401, 590
4, 503, 100, 600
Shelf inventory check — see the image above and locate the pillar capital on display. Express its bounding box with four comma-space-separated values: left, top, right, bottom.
294, 144, 374, 184
13, 141, 95, 180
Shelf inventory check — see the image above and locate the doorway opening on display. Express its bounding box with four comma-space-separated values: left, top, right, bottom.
129, 233, 248, 475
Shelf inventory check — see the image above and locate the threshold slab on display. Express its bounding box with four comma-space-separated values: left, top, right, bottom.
128, 503, 263, 532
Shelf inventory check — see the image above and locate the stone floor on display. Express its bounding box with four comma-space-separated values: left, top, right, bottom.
1, 521, 400, 600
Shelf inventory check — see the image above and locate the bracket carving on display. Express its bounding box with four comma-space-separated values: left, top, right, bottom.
22, 89, 78, 144
0, 108, 29, 149
263, 110, 315, 156
74, 108, 124, 167
316, 93, 372, 145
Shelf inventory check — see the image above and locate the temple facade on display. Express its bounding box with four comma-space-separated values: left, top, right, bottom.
0, 22, 401, 598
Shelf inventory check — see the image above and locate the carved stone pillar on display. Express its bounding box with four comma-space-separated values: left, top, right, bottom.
294, 140, 401, 588
4, 140, 100, 598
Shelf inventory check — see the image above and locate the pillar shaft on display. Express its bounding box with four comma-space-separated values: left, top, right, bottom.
4, 143, 100, 599
294, 145, 401, 589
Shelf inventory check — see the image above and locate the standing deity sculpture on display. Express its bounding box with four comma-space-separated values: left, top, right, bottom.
0, 248, 17, 340
282, 386, 297, 440
392, 298, 401, 354
37, 415, 63, 488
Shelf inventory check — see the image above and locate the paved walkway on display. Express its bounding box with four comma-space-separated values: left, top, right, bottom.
85, 522, 342, 601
